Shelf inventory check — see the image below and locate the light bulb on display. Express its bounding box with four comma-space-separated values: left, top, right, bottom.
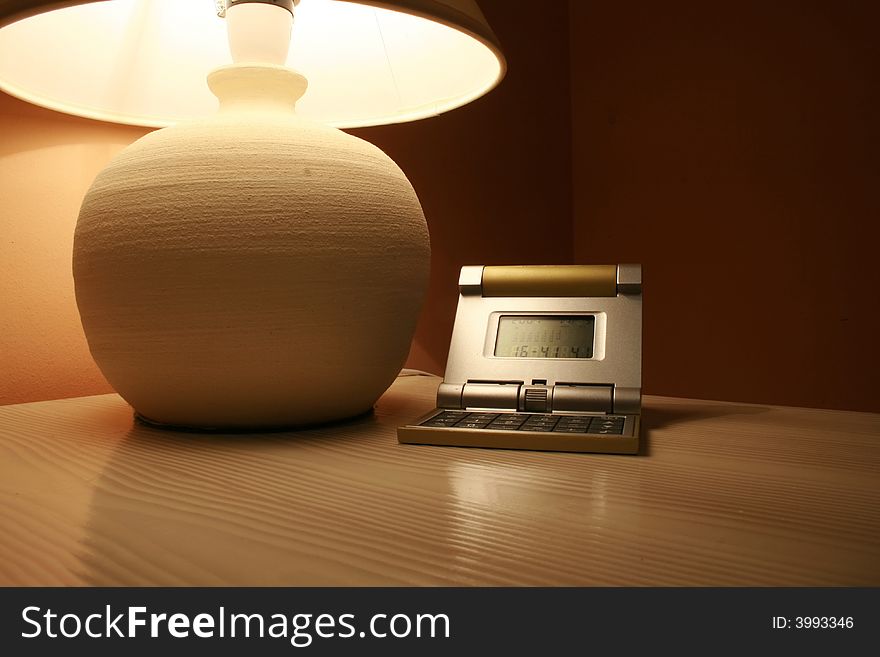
225, 0, 294, 65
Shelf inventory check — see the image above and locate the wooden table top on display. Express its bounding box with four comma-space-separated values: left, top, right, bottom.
1, 373, 878, 586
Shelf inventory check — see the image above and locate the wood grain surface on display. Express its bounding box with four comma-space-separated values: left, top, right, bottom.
0, 374, 878, 586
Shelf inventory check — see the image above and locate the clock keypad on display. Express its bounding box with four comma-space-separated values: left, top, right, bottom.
420, 411, 626, 435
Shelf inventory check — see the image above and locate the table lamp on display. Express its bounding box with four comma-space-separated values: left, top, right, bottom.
0, 0, 505, 429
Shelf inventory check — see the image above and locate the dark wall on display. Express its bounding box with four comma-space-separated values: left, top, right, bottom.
570, 0, 880, 411
357, 0, 574, 375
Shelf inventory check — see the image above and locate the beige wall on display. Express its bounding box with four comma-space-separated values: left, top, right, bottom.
0, 93, 148, 405
569, 0, 880, 412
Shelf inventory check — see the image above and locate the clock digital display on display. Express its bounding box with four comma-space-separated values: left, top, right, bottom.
494, 315, 595, 359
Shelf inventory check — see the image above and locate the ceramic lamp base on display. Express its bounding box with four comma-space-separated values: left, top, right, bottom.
73, 65, 430, 429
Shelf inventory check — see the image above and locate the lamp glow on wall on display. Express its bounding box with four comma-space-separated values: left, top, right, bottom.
0, 0, 505, 429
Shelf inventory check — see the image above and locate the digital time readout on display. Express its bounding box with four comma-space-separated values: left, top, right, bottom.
494, 316, 595, 359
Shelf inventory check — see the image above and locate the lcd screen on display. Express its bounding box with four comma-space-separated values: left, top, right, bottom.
494, 316, 595, 359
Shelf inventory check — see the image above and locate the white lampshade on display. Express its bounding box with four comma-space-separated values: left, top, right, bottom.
0, 0, 506, 128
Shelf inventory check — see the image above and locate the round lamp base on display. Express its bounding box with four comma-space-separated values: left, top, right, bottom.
73, 65, 430, 430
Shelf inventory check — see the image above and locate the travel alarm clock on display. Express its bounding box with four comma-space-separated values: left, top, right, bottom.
398, 264, 642, 454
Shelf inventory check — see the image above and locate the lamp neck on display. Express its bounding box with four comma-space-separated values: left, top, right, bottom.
207, 64, 308, 115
